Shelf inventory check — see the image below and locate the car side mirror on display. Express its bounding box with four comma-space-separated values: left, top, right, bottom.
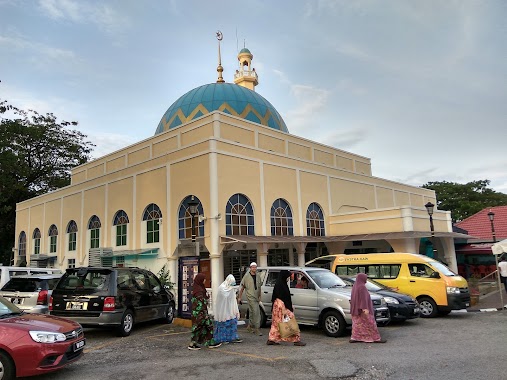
430, 272, 441, 279
153, 286, 160, 293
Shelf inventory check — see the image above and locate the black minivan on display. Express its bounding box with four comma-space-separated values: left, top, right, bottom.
50, 267, 175, 336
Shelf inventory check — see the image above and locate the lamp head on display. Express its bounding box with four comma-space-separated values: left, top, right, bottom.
188, 196, 199, 216
425, 202, 435, 216
488, 210, 495, 222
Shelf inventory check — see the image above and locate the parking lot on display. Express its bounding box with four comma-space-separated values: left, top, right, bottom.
32, 310, 506, 380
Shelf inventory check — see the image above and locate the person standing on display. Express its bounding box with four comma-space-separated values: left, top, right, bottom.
188, 273, 222, 350
349, 273, 386, 343
237, 262, 263, 336
213, 274, 243, 344
498, 257, 507, 293
267, 270, 306, 346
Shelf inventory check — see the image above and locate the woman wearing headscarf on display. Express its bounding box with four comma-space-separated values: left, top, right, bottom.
188, 273, 222, 350
213, 274, 243, 344
267, 270, 306, 346
349, 273, 387, 343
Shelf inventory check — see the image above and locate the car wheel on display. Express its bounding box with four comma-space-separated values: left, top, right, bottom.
322, 310, 346, 337
418, 297, 438, 318
165, 303, 175, 324
0, 351, 15, 380
117, 309, 134, 337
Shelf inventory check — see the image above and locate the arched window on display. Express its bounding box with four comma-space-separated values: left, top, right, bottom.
48, 225, 58, 253
88, 215, 101, 249
226, 193, 254, 235
66, 220, 78, 251
178, 195, 204, 239
18, 231, 26, 256
270, 198, 293, 236
143, 204, 162, 244
33, 228, 41, 255
113, 210, 129, 246
306, 202, 325, 236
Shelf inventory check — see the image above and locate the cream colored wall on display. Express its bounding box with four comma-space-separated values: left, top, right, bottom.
330, 178, 376, 213
108, 177, 134, 248
216, 155, 261, 234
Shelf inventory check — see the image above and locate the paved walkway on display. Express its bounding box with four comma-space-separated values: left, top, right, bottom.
467, 286, 507, 311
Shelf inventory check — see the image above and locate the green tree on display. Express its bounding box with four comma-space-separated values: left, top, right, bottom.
422, 180, 507, 222
0, 99, 94, 264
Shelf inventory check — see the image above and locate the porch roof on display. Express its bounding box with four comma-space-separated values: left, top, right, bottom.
220, 231, 475, 245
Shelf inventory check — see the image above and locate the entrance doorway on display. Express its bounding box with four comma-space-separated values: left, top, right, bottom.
223, 250, 257, 283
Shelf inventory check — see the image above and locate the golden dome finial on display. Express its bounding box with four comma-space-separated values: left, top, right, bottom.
216, 31, 225, 83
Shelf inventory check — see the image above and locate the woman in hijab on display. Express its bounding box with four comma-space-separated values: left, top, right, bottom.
349, 273, 387, 343
213, 274, 243, 344
188, 273, 222, 350
267, 270, 306, 346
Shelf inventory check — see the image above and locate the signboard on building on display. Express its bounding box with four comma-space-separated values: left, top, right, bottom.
178, 256, 200, 318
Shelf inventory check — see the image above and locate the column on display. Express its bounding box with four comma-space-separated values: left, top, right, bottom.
257, 243, 269, 267
387, 238, 419, 254
441, 237, 458, 272
324, 241, 348, 255
294, 242, 307, 266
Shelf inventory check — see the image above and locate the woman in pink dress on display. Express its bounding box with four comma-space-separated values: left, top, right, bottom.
267, 270, 306, 346
349, 273, 387, 343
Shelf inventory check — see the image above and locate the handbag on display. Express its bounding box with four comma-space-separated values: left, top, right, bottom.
278, 316, 300, 338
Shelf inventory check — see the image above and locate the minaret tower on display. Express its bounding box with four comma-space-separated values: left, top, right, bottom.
233, 43, 258, 91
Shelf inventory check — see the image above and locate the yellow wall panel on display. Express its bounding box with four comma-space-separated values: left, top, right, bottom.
87, 163, 104, 180
330, 178, 375, 214
128, 146, 151, 166
106, 156, 126, 173
258, 133, 285, 154
376, 187, 394, 208
314, 149, 334, 166
71, 170, 87, 185
108, 177, 134, 217
83, 186, 106, 222
288, 142, 311, 161
394, 190, 410, 207
355, 160, 371, 176
299, 171, 329, 217
45, 199, 62, 230
181, 123, 213, 146
220, 124, 255, 146
153, 136, 178, 158
336, 155, 354, 171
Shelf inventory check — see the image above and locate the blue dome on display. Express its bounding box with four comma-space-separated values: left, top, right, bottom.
239, 48, 252, 55
155, 83, 288, 134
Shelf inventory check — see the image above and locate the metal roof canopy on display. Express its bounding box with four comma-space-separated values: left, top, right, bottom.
99, 248, 159, 257
220, 231, 475, 245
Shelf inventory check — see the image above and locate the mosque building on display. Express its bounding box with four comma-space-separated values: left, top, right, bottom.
13, 37, 470, 304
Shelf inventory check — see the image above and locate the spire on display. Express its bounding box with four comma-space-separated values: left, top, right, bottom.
216, 31, 225, 83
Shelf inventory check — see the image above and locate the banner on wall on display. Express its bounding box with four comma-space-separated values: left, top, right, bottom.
178, 256, 200, 318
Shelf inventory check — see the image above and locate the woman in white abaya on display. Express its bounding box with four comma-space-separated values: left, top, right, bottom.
213, 274, 243, 344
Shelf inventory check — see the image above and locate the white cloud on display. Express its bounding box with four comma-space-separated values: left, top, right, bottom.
88, 132, 138, 159
37, 0, 129, 36
319, 129, 368, 151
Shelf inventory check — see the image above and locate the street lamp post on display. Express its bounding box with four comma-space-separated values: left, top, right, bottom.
425, 202, 435, 237
188, 196, 200, 257
488, 211, 504, 309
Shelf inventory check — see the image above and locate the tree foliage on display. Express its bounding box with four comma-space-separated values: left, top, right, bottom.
0, 99, 95, 264
422, 180, 507, 223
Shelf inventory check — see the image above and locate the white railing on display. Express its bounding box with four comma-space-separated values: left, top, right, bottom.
234, 70, 258, 80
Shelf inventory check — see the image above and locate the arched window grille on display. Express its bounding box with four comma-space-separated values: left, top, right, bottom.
143, 204, 162, 244
33, 228, 41, 255
178, 195, 204, 239
48, 224, 58, 253
113, 210, 130, 246
306, 202, 325, 237
88, 215, 101, 249
226, 193, 255, 235
18, 231, 26, 256
270, 198, 293, 236
66, 220, 78, 251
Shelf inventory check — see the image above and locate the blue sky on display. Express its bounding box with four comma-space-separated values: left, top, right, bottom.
1, 0, 506, 193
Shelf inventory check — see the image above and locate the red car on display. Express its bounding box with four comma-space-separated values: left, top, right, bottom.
0, 296, 85, 379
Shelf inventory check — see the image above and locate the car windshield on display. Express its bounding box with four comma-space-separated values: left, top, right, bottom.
0, 297, 23, 317
1, 278, 41, 292
429, 261, 456, 276
56, 269, 112, 293
306, 270, 346, 288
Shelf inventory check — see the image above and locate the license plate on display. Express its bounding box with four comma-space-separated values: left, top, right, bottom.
465, 303, 470, 307
73, 339, 86, 352
66, 302, 88, 310
11, 298, 23, 305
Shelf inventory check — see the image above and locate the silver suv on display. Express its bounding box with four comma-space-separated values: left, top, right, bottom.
0, 274, 62, 314
239, 266, 390, 337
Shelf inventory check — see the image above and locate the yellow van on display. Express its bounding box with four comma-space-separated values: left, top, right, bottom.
306, 253, 470, 318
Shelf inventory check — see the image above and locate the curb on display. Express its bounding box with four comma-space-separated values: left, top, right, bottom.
173, 318, 192, 328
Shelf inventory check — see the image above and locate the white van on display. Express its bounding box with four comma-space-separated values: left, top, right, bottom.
0, 266, 62, 289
